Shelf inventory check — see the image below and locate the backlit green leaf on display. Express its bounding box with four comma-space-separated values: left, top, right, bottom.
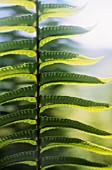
0, 26, 36, 33
0, 109, 36, 128
40, 95, 112, 112
0, 0, 35, 10
40, 51, 103, 68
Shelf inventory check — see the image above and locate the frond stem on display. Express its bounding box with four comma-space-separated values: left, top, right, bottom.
36, 0, 41, 170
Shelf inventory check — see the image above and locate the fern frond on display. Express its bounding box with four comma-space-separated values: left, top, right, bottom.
0, 26, 36, 33
42, 136, 112, 155
0, 130, 36, 148
0, 84, 36, 105
42, 156, 112, 170
0, 14, 36, 26
40, 26, 90, 47
40, 51, 103, 68
41, 116, 112, 138
0, 109, 36, 128
40, 95, 111, 112
0, 62, 37, 81
0, 0, 35, 10
0, 50, 36, 58
0, 38, 36, 52
39, 3, 84, 21
40, 72, 112, 90
0, 151, 36, 170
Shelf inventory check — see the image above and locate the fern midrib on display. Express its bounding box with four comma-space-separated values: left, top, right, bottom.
36, 1, 41, 170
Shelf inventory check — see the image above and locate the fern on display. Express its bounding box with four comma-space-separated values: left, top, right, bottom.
0, 50, 36, 58
0, 151, 36, 169
0, 38, 36, 52
42, 136, 112, 155
39, 3, 85, 22
40, 26, 90, 39
0, 152, 111, 170
40, 95, 111, 112
0, 62, 37, 80
0, 14, 36, 26
42, 157, 112, 170
40, 25, 90, 47
0, 0, 35, 10
0, 84, 36, 105
41, 116, 112, 138
0, 1, 112, 170
40, 51, 104, 68
0, 130, 36, 148
0, 26, 36, 33
0, 109, 36, 127
40, 72, 112, 90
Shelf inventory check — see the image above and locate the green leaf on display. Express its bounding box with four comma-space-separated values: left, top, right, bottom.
40, 95, 112, 112
17, 161, 36, 166
0, 26, 36, 33
41, 116, 112, 138
1, 73, 35, 81
0, 84, 36, 105
0, 151, 36, 169
0, 62, 37, 81
40, 72, 112, 90
0, 109, 36, 128
0, 0, 36, 10
42, 156, 112, 170
40, 3, 84, 14
40, 51, 103, 68
40, 26, 90, 47
0, 130, 36, 148
40, 25, 89, 39
0, 38, 36, 52
42, 136, 112, 155
0, 14, 36, 26
39, 3, 85, 21
0, 50, 36, 58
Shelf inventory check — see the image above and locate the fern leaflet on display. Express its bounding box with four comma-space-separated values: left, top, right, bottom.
0, 0, 35, 10
40, 72, 112, 90
40, 51, 103, 68
0, 50, 36, 58
0, 26, 36, 33
0, 130, 36, 148
0, 62, 37, 81
42, 136, 112, 155
42, 156, 112, 170
41, 116, 112, 138
39, 3, 85, 21
0, 151, 36, 170
40, 26, 90, 46
0, 14, 36, 26
40, 95, 111, 112
0, 84, 36, 105
0, 109, 36, 128
0, 38, 36, 52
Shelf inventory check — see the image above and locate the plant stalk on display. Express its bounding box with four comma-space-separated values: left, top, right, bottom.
36, 0, 41, 170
